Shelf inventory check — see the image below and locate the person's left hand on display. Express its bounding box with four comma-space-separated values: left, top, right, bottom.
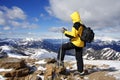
61, 27, 67, 33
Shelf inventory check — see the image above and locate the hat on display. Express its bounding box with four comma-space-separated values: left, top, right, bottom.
70, 11, 83, 24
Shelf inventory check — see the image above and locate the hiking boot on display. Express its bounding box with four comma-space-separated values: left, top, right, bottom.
74, 71, 86, 76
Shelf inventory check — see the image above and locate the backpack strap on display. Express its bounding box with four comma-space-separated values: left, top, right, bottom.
78, 23, 86, 39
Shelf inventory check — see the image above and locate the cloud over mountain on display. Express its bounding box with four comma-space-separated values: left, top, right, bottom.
46, 0, 120, 39
47, 0, 120, 28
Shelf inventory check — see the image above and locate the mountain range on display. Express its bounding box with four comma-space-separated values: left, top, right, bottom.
0, 38, 120, 60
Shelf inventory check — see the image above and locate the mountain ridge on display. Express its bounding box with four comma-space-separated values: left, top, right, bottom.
0, 38, 120, 60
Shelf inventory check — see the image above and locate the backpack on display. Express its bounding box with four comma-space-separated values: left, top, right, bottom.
79, 24, 94, 43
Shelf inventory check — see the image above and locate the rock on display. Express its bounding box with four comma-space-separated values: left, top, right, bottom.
24, 74, 42, 80
88, 71, 115, 80
85, 64, 98, 69
44, 63, 67, 80
38, 70, 44, 75
0, 57, 38, 80
4, 67, 29, 77
45, 58, 57, 64
0, 58, 26, 69
28, 65, 37, 74
4, 72, 11, 77
44, 64, 55, 77
0, 52, 8, 58
55, 66, 66, 74
36, 76, 42, 80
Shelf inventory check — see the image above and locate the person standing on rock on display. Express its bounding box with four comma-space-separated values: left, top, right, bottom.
57, 11, 86, 75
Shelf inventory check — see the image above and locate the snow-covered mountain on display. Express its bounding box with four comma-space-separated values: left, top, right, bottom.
0, 38, 120, 51
83, 48, 120, 60
0, 38, 120, 60
87, 39, 120, 52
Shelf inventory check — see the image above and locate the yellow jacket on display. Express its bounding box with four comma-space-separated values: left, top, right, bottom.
64, 12, 85, 47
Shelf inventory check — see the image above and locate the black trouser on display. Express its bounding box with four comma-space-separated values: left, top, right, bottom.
57, 42, 83, 73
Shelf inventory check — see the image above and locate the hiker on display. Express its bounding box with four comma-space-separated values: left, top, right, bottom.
57, 11, 86, 75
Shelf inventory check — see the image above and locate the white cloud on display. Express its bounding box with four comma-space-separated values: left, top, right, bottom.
0, 6, 38, 30
0, 11, 5, 25
47, 0, 120, 28
48, 27, 62, 33
21, 22, 38, 29
0, 6, 26, 20
9, 20, 21, 27
0, 18, 5, 25
40, 13, 44, 17
46, 0, 120, 39
0, 32, 2, 35
48, 26, 68, 33
3, 26, 10, 30
34, 17, 39, 22
95, 35, 119, 41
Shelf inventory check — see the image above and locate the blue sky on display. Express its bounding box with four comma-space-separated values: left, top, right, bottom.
0, 0, 120, 40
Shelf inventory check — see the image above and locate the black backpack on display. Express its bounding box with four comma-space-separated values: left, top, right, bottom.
79, 24, 94, 43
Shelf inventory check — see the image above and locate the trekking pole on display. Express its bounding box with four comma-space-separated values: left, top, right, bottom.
59, 31, 63, 67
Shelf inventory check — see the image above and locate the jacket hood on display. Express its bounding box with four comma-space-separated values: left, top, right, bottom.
70, 11, 83, 24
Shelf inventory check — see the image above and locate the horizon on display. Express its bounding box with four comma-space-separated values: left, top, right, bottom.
0, 37, 119, 42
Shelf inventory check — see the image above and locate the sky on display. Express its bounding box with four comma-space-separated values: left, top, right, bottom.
0, 0, 120, 40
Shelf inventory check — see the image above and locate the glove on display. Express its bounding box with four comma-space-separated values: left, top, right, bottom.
61, 27, 67, 33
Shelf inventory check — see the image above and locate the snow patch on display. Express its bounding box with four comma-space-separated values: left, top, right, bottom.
1, 45, 11, 51
0, 68, 13, 72
37, 74, 44, 80
38, 66, 46, 71
24, 37, 43, 42
35, 60, 46, 64
84, 60, 120, 69
108, 71, 120, 80
7, 53, 28, 59
30, 49, 57, 59
0, 75, 6, 80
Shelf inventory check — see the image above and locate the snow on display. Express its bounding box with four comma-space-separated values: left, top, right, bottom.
24, 37, 43, 42
110, 70, 120, 79
102, 48, 111, 51
83, 53, 89, 59
1, 45, 11, 51
37, 74, 44, 80
7, 53, 28, 59
0, 45, 29, 59
87, 48, 94, 51
116, 52, 120, 57
0, 68, 13, 80
0, 75, 6, 80
84, 60, 120, 70
0, 45, 28, 59
0, 68, 13, 72
35, 60, 46, 64
37, 66, 46, 71
30, 49, 57, 59
84, 60, 120, 79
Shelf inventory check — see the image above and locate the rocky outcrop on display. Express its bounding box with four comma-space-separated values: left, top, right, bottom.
0, 48, 8, 58
0, 58, 116, 80
0, 58, 38, 80
83, 48, 120, 60
43, 58, 66, 80
0, 58, 26, 69
42, 58, 116, 80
